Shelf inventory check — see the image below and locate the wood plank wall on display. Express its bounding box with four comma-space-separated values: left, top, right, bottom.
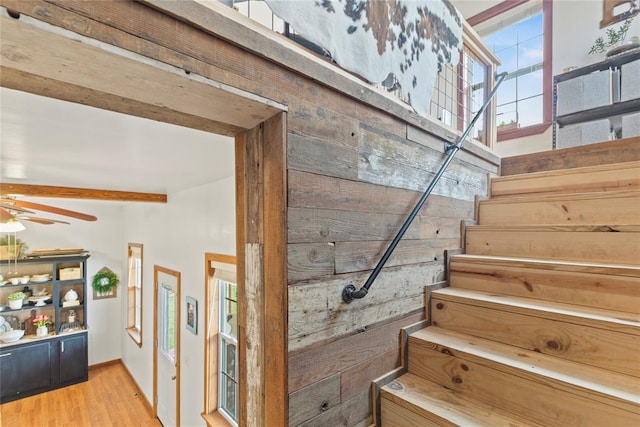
0, 1, 500, 425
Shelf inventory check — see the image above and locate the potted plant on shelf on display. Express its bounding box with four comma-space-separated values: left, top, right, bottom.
91, 268, 120, 297
589, 17, 637, 57
33, 314, 52, 337
7, 291, 25, 310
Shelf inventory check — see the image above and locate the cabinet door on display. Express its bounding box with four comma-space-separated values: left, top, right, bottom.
58, 334, 87, 385
0, 342, 52, 401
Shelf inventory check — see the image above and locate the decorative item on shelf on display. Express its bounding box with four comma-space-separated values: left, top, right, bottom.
22, 286, 32, 299
589, 17, 638, 57
92, 267, 119, 299
24, 309, 37, 336
63, 288, 80, 307
0, 329, 25, 343
33, 314, 51, 337
7, 291, 25, 310
59, 309, 82, 333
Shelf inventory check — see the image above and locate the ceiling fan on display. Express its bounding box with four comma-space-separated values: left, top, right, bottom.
0, 197, 97, 226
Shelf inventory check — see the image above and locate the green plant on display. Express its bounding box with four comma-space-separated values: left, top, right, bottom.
7, 291, 25, 301
92, 269, 119, 293
589, 18, 634, 54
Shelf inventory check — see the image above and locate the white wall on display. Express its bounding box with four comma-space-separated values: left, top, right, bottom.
454, 0, 640, 157
120, 175, 235, 427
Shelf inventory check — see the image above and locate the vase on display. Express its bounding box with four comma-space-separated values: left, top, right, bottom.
8, 299, 23, 310
36, 325, 48, 337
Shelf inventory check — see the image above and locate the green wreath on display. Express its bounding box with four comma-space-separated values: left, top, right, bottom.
92, 269, 120, 293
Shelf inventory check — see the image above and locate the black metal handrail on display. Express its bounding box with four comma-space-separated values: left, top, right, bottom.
342, 72, 508, 303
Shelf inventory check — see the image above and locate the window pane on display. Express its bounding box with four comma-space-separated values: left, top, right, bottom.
221, 341, 237, 379
220, 281, 238, 339
517, 35, 543, 70
517, 95, 543, 127
517, 69, 543, 101
497, 78, 517, 106
160, 285, 176, 362
497, 104, 517, 127
220, 372, 237, 420
483, 8, 545, 132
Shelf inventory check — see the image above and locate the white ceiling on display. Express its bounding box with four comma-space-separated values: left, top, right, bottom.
0, 87, 235, 197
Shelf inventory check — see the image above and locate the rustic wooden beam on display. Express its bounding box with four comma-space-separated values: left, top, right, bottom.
0, 9, 285, 134
0, 183, 167, 203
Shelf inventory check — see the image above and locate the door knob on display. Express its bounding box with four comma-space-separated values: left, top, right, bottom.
171, 375, 176, 380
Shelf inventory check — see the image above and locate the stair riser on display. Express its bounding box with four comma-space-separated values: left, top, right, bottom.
408, 339, 638, 426
465, 228, 639, 264
490, 162, 640, 198
431, 299, 639, 377
478, 194, 640, 226
448, 262, 640, 313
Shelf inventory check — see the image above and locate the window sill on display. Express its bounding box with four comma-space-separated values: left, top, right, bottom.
202, 411, 234, 427
497, 122, 551, 142
126, 327, 142, 347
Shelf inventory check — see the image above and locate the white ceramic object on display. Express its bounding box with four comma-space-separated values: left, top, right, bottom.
0, 329, 25, 343
9, 278, 20, 285
28, 295, 51, 307
18, 276, 30, 284
36, 326, 48, 337
8, 299, 22, 310
64, 289, 79, 302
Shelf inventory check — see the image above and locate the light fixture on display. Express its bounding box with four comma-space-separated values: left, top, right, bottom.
0, 219, 26, 232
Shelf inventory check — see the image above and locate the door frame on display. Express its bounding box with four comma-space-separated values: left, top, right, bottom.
153, 265, 181, 427
0, 6, 288, 425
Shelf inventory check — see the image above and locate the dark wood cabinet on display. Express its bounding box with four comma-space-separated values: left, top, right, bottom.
0, 332, 88, 403
58, 333, 88, 385
0, 254, 90, 403
0, 340, 52, 401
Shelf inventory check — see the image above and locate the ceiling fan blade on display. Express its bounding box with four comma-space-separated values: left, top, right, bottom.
0, 207, 16, 222
1, 199, 97, 221
20, 216, 71, 225
0, 203, 35, 215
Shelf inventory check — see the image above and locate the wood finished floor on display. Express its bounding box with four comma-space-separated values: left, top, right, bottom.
0, 362, 162, 427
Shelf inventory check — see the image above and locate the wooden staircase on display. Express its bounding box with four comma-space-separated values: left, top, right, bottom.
379, 160, 640, 426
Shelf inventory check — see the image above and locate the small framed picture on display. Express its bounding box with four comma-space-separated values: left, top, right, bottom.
186, 296, 197, 335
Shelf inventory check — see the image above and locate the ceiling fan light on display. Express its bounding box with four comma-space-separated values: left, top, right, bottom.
0, 219, 26, 232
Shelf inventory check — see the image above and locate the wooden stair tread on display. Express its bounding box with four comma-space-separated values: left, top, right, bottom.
450, 254, 640, 278
481, 188, 640, 204
410, 327, 640, 411
432, 287, 640, 329
381, 373, 540, 426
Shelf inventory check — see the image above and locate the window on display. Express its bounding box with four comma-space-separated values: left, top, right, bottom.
127, 243, 143, 346
159, 283, 177, 363
469, 0, 552, 141
203, 253, 237, 427
218, 280, 238, 424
